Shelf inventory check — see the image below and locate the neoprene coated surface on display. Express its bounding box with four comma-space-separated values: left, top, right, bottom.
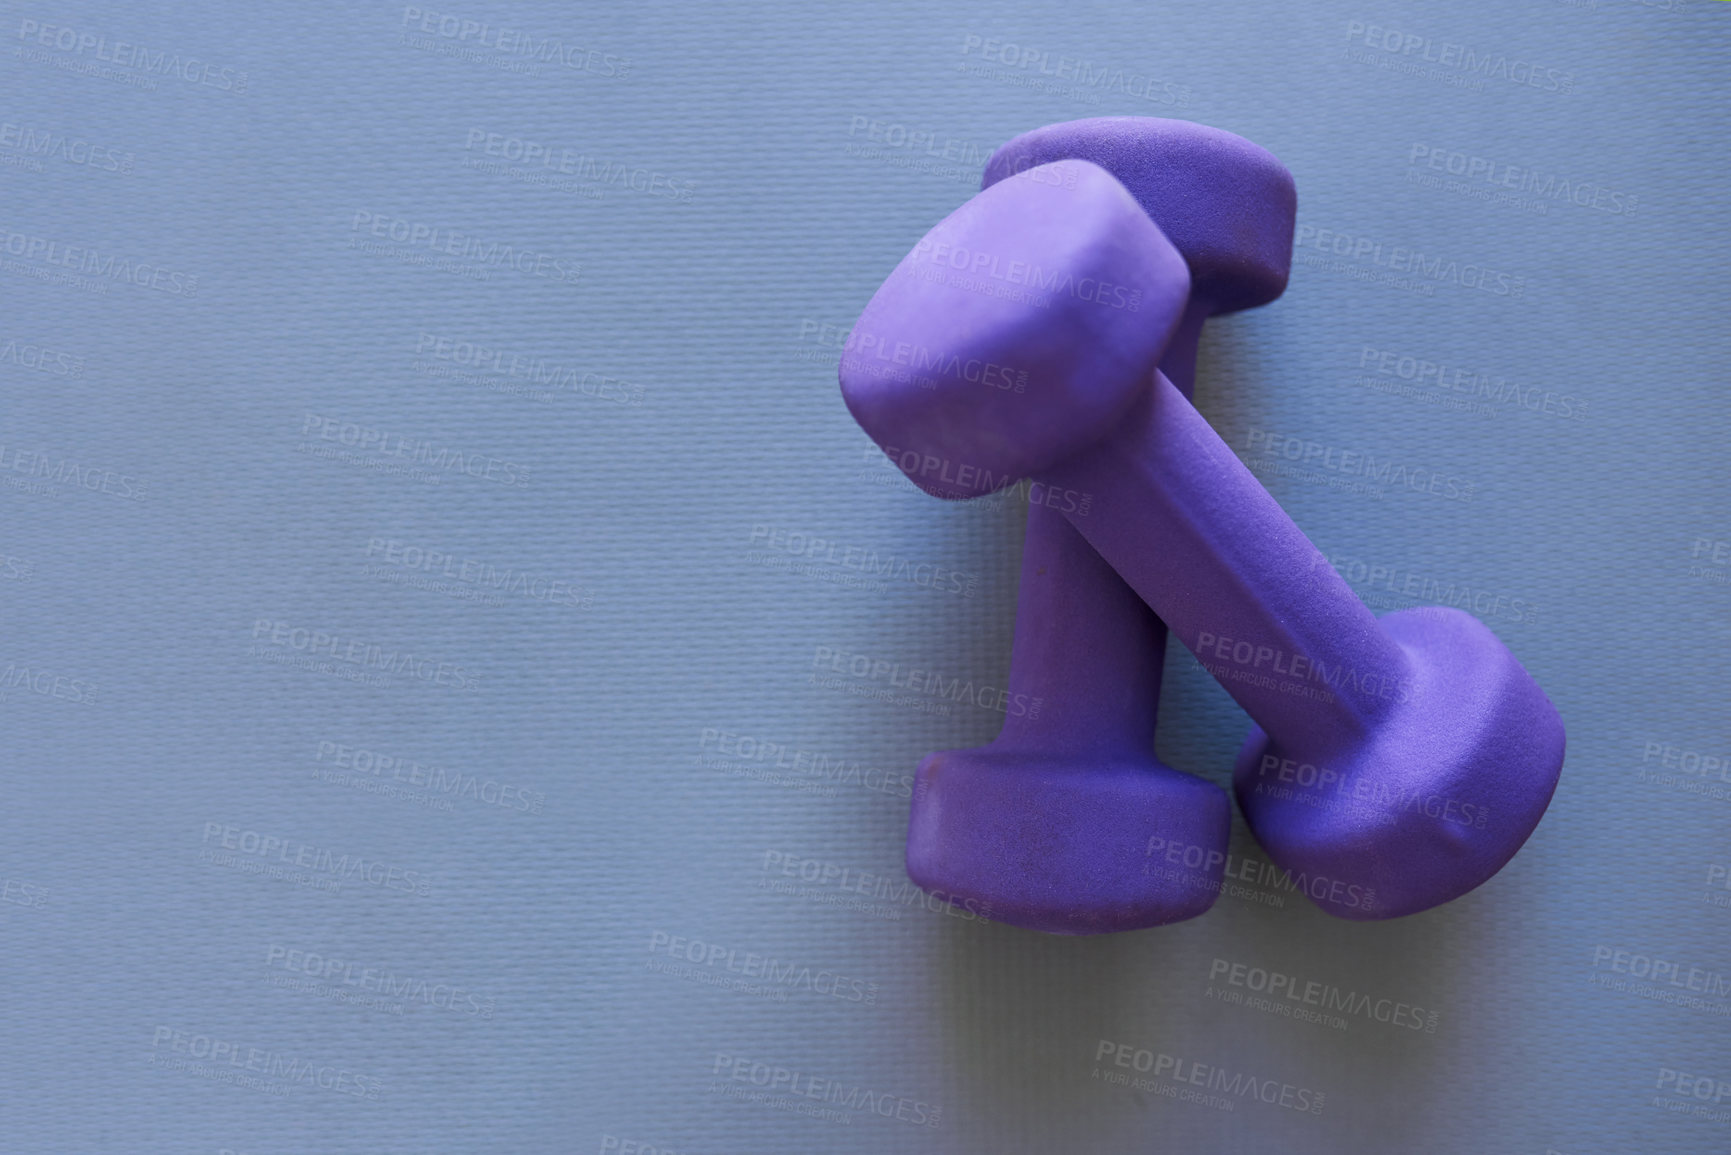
1, 1, 1727, 1152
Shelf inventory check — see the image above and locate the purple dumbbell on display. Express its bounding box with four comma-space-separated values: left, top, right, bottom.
841, 159, 1566, 921
868, 121, 1296, 936
843, 160, 1212, 934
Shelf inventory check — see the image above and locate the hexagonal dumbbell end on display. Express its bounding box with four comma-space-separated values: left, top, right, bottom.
907, 502, 1230, 934
840, 159, 1190, 501
983, 117, 1295, 316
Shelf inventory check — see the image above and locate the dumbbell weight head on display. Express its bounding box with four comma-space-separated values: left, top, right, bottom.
840, 160, 1189, 500
906, 501, 1231, 935
982, 116, 1295, 318
1233, 605, 1564, 919
981, 116, 1295, 394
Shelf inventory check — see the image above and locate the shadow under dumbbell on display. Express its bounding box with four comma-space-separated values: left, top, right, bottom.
931, 910, 1164, 1148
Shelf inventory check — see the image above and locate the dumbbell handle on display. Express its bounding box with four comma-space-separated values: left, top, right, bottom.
995, 301, 1209, 756
1044, 366, 1412, 754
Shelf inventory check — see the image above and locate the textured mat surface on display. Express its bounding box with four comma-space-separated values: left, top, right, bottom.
1, 1, 1727, 1151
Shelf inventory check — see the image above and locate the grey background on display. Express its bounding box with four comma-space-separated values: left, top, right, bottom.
1, 1, 1726, 1151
